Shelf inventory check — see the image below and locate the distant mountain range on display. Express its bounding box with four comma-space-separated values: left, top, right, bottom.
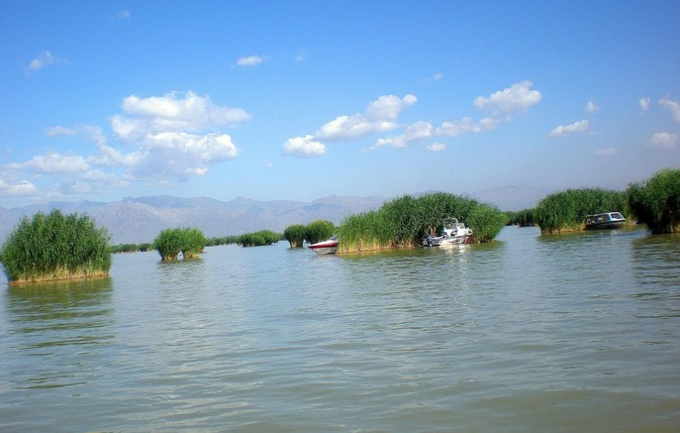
0, 195, 387, 245
0, 187, 545, 245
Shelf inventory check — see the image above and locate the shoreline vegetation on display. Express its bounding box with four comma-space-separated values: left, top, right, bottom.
1, 168, 678, 284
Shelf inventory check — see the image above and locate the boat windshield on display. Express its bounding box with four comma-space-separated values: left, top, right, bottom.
610, 212, 624, 219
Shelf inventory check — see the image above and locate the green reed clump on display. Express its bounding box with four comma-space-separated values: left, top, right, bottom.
0, 210, 111, 284
154, 227, 207, 260
627, 168, 680, 234
505, 209, 536, 227
534, 188, 628, 234
154, 228, 184, 260
181, 228, 207, 259
238, 230, 280, 247
283, 224, 307, 248
305, 220, 335, 245
337, 192, 506, 254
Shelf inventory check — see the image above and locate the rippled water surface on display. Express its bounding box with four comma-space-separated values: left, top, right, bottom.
1, 226, 679, 432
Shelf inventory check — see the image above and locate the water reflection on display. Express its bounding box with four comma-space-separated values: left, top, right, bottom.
2, 278, 114, 388
631, 234, 680, 319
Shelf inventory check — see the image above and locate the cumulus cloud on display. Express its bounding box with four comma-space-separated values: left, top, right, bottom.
473, 80, 542, 120
0, 91, 250, 201
111, 91, 251, 142
659, 96, 680, 122
315, 94, 417, 141
124, 132, 240, 180
647, 132, 678, 150
547, 120, 590, 138
372, 121, 433, 149
7, 152, 89, 175
431, 81, 540, 141
283, 135, 327, 157
284, 82, 541, 157
584, 101, 599, 113
236, 55, 266, 67
0, 179, 39, 196
25, 51, 66, 72
106, 92, 249, 179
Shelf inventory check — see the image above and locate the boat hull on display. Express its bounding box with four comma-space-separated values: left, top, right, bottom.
308, 238, 338, 255
585, 221, 625, 230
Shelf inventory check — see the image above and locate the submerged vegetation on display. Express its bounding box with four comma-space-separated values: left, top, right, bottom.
154, 227, 207, 261
534, 188, 629, 234
337, 193, 507, 254
627, 168, 680, 234
0, 210, 111, 284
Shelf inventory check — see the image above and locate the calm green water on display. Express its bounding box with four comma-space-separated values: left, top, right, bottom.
1, 226, 679, 432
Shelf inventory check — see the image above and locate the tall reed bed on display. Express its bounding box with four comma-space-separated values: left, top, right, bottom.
627, 168, 680, 234
0, 210, 111, 284
154, 227, 207, 260
337, 193, 506, 254
283, 224, 306, 248
534, 188, 628, 234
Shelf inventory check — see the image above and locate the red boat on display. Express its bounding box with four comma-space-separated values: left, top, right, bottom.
308, 235, 338, 255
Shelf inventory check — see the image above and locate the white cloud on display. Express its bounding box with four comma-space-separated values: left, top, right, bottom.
315, 94, 417, 141
0, 179, 38, 196
432, 81, 540, 140
0, 91, 250, 201
647, 132, 678, 150
121, 132, 240, 180
435, 117, 497, 137
473, 80, 542, 119
7, 152, 89, 174
105, 92, 247, 179
116, 10, 131, 19
111, 91, 251, 142
26, 51, 66, 72
584, 101, 599, 113
236, 55, 266, 67
659, 96, 680, 122
427, 142, 447, 152
595, 147, 618, 156
639, 97, 650, 112
547, 120, 590, 138
283, 135, 327, 157
372, 121, 433, 149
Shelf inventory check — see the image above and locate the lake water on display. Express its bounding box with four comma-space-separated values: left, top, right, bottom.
1, 226, 679, 432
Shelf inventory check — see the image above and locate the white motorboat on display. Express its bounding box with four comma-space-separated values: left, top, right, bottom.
308, 235, 338, 255
585, 212, 626, 230
423, 218, 473, 247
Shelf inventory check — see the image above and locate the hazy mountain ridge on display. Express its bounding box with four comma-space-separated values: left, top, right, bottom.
0, 187, 544, 245
0, 195, 387, 245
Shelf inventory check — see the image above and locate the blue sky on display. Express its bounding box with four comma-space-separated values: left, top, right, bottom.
1, 1, 679, 210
